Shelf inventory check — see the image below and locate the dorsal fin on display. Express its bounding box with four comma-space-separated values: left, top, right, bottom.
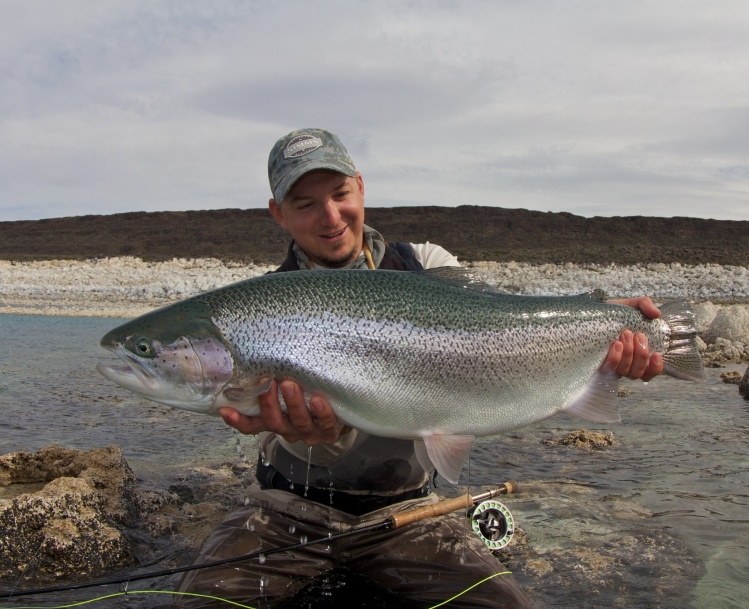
580, 288, 608, 302
420, 267, 508, 294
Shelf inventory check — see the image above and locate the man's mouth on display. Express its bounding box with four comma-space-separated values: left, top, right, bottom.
321, 227, 347, 240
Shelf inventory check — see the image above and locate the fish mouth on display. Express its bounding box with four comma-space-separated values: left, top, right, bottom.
97, 348, 161, 394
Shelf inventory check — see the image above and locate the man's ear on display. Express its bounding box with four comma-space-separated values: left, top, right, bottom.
268, 198, 287, 229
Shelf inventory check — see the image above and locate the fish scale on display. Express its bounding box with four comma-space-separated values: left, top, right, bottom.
98, 267, 704, 483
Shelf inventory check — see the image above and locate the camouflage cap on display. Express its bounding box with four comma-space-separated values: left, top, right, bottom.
268, 128, 357, 202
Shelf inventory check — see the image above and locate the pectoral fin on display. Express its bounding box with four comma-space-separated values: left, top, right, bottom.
214, 377, 273, 416
415, 434, 475, 484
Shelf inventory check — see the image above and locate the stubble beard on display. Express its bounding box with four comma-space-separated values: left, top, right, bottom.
314, 241, 361, 269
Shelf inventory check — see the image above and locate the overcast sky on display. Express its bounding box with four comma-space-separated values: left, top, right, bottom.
2, 1, 749, 222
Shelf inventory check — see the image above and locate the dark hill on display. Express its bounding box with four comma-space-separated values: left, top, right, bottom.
1, 206, 747, 266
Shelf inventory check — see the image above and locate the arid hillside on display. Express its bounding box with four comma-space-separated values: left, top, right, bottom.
1, 206, 747, 265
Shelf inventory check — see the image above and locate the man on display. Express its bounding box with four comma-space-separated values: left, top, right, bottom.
177, 128, 662, 608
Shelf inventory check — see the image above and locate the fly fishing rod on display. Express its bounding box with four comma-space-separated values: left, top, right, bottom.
3, 481, 518, 600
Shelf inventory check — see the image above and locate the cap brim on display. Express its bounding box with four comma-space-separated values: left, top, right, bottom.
274, 159, 357, 202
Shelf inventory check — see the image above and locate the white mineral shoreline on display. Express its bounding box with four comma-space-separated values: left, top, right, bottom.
1, 257, 748, 319
2, 256, 748, 363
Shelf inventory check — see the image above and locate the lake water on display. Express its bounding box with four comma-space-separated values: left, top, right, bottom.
1, 313, 747, 608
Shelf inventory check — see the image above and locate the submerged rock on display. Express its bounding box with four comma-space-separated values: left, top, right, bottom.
543, 429, 617, 450
720, 370, 742, 384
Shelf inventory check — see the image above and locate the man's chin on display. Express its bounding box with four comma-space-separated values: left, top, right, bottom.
313, 245, 360, 268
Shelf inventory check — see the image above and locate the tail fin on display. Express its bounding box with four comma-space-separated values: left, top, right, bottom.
659, 301, 705, 382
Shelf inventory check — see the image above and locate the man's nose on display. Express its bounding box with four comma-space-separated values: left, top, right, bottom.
319, 199, 341, 225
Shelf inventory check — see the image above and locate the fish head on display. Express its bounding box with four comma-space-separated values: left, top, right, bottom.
97, 300, 237, 415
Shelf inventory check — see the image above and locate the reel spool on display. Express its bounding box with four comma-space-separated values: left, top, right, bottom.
471, 500, 514, 550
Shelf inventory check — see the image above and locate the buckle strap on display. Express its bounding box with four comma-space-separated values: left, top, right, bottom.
256, 459, 430, 517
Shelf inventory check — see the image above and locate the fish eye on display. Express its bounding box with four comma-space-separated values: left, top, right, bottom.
132, 338, 155, 358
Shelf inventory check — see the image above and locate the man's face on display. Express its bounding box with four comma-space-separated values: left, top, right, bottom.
269, 170, 365, 268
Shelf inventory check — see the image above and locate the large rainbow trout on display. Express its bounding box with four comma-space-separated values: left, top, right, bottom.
98, 267, 704, 482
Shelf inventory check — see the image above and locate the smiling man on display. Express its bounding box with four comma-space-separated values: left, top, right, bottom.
177, 128, 662, 608
268, 132, 366, 269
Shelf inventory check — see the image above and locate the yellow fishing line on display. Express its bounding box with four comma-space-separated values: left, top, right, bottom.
7, 569, 512, 608
426, 570, 513, 609
6, 590, 258, 609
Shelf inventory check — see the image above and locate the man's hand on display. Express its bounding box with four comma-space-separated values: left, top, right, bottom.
219, 379, 342, 445
603, 296, 664, 382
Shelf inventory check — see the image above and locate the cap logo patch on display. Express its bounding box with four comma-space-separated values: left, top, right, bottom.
283, 135, 323, 159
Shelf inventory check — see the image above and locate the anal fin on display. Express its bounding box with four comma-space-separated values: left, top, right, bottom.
563, 367, 622, 423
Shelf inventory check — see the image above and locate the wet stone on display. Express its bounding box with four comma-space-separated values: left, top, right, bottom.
0, 446, 137, 579
0, 446, 251, 586
720, 370, 742, 384
543, 429, 618, 450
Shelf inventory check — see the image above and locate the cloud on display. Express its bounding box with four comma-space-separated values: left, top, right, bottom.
1, 1, 749, 221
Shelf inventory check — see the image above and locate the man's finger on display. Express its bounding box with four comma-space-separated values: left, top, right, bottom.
310, 396, 342, 443
641, 352, 664, 382
615, 330, 635, 377
219, 407, 265, 436
281, 380, 317, 435
625, 332, 650, 379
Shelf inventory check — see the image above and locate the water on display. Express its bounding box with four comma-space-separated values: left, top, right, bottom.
0, 315, 239, 469
1, 314, 748, 608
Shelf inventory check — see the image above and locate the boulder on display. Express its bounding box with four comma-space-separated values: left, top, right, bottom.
692, 301, 720, 335
705, 306, 749, 344
0, 446, 137, 578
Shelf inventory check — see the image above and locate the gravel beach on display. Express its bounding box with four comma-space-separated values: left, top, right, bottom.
1, 256, 748, 318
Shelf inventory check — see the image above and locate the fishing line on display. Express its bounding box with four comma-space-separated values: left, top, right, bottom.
426, 571, 513, 609
4, 589, 258, 609
3, 483, 517, 604
5, 572, 514, 609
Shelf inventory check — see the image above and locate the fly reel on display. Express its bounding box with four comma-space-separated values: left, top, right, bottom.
471, 500, 514, 550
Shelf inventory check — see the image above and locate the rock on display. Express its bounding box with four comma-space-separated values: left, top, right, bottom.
720, 371, 742, 384
693, 301, 720, 335
0, 446, 253, 587
740, 366, 749, 401
544, 429, 617, 450
0, 445, 137, 524
702, 338, 748, 364
0, 447, 138, 578
705, 306, 749, 344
